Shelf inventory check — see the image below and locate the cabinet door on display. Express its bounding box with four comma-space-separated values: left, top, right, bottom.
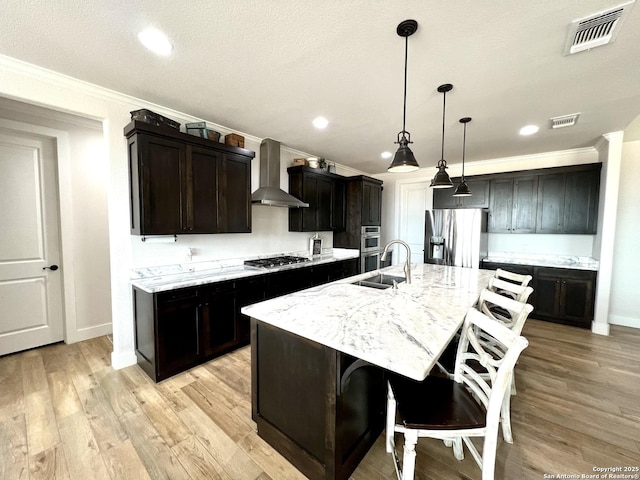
332, 180, 346, 231
156, 296, 201, 379
218, 153, 252, 233
236, 276, 266, 343
202, 285, 238, 357
189, 145, 219, 233
267, 268, 313, 298
561, 275, 596, 326
512, 176, 538, 233
332, 258, 359, 280
433, 187, 459, 209
302, 176, 320, 231
434, 179, 490, 209
316, 176, 333, 231
362, 181, 382, 226
563, 169, 600, 234
536, 173, 566, 233
137, 134, 187, 234
488, 178, 513, 232
461, 179, 490, 208
532, 275, 561, 318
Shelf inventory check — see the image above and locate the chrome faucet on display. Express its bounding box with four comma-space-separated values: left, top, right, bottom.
381, 240, 412, 284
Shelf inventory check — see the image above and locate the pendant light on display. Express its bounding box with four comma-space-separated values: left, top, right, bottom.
430, 83, 454, 188
453, 117, 473, 197
388, 20, 419, 173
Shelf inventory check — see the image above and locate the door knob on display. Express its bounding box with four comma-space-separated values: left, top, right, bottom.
43, 265, 59, 271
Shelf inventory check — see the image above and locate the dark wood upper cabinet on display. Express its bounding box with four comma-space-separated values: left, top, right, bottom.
536, 173, 566, 234
563, 168, 600, 234
488, 178, 514, 232
488, 175, 537, 233
287, 166, 346, 232
131, 134, 186, 234
511, 175, 538, 233
126, 121, 254, 235
217, 153, 252, 233
361, 178, 382, 226
334, 175, 384, 250
433, 178, 490, 209
482, 163, 601, 235
188, 145, 219, 233
536, 166, 600, 234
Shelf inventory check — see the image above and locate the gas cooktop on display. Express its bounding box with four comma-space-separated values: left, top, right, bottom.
244, 255, 311, 269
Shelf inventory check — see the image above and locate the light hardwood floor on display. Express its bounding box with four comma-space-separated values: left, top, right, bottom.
1, 319, 639, 480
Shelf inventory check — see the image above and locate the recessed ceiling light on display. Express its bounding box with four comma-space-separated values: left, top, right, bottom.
381, 151, 393, 159
312, 117, 329, 129
519, 125, 539, 136
138, 28, 173, 56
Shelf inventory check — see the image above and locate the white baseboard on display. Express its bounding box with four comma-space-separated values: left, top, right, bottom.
111, 350, 138, 370
591, 321, 610, 336
67, 323, 113, 344
609, 314, 640, 329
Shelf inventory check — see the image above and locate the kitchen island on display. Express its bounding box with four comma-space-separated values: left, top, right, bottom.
242, 263, 494, 480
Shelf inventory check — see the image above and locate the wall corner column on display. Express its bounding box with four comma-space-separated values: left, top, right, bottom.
592, 131, 624, 336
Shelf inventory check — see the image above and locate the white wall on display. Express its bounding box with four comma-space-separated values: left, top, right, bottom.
0, 97, 112, 341
609, 140, 640, 328
0, 54, 361, 369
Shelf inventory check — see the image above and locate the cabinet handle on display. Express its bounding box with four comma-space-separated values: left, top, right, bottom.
196, 308, 201, 355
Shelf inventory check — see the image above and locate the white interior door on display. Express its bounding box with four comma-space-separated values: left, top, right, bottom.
0, 131, 64, 356
399, 181, 430, 265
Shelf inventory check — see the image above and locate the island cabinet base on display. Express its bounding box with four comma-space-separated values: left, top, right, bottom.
251, 319, 386, 480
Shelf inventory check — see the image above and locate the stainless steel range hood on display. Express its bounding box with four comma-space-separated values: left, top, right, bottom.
251, 138, 309, 208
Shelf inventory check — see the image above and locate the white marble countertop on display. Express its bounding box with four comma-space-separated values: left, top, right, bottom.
131, 248, 360, 293
483, 253, 599, 271
242, 264, 494, 381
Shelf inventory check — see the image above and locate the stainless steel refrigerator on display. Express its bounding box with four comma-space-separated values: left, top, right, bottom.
424, 209, 488, 268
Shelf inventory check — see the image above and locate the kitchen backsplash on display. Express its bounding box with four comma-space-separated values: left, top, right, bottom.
130, 206, 334, 268
487, 233, 594, 257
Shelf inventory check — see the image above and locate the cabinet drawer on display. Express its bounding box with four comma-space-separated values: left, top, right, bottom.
157, 287, 199, 305
532, 267, 596, 280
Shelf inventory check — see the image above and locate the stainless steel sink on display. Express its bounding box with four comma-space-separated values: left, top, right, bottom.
351, 274, 406, 289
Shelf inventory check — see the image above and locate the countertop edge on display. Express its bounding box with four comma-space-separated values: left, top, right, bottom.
482, 256, 599, 271
131, 250, 360, 293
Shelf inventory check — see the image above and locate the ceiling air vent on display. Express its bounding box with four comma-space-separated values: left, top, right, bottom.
550, 113, 581, 129
564, 0, 635, 55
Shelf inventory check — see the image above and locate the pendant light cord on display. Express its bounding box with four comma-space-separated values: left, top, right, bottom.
461, 120, 466, 179
440, 90, 446, 160
402, 35, 409, 134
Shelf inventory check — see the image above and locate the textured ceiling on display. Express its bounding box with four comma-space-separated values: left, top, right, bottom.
2, 0, 640, 173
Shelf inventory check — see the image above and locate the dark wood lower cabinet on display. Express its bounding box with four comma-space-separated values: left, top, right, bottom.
481, 260, 597, 329
133, 259, 359, 382
236, 276, 266, 343
134, 281, 245, 382
201, 283, 238, 357
251, 320, 386, 480
532, 267, 596, 329
155, 292, 201, 379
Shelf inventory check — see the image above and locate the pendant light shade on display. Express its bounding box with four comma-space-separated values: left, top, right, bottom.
453, 117, 473, 197
430, 84, 454, 188
388, 20, 419, 173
